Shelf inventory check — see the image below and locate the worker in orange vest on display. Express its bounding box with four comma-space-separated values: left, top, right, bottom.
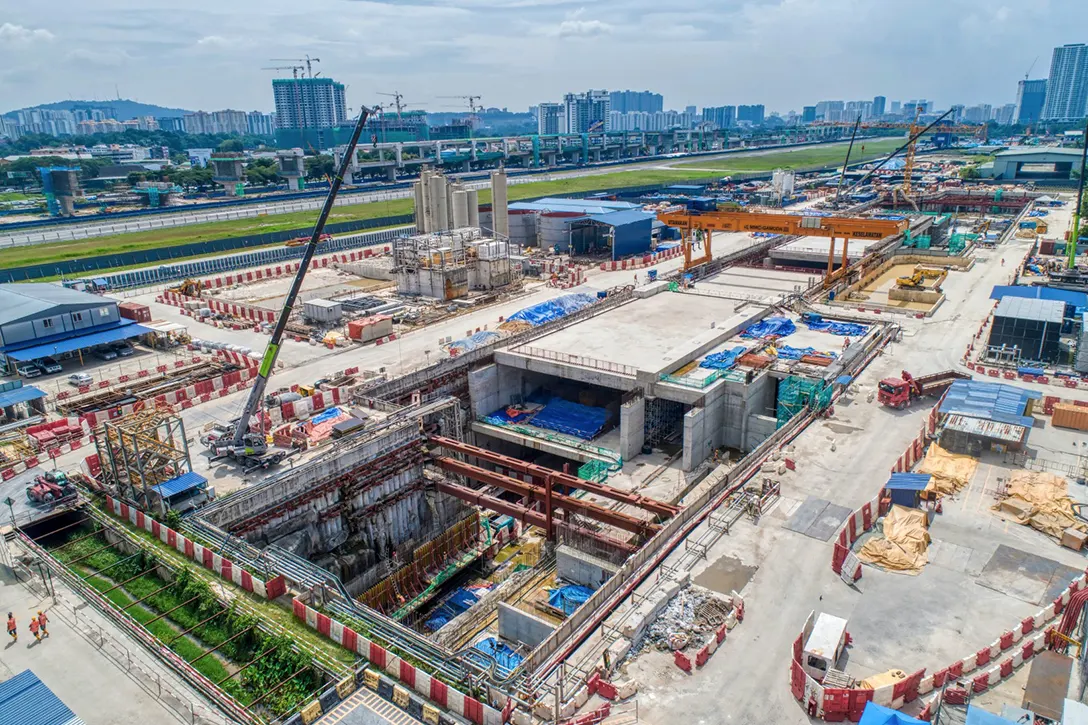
37, 611, 49, 639
6, 613, 15, 643
28, 616, 39, 642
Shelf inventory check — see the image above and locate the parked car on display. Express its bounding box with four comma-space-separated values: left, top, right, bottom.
68, 373, 93, 387
110, 342, 135, 357
93, 346, 118, 361
38, 356, 62, 374
15, 362, 42, 378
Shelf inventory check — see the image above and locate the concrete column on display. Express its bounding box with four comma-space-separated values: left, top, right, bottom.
682, 405, 707, 472
395, 144, 403, 165
385, 166, 396, 182
491, 168, 509, 239
466, 188, 480, 228
619, 395, 646, 460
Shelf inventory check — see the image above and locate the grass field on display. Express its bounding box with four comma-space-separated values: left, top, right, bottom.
2, 139, 898, 274
671, 138, 905, 172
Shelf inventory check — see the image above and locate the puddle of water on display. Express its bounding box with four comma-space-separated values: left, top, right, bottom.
693, 555, 758, 596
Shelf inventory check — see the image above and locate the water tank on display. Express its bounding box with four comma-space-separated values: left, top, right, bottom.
539, 212, 582, 252
507, 209, 536, 246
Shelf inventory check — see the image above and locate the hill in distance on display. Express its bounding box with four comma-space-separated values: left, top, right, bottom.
3, 99, 194, 121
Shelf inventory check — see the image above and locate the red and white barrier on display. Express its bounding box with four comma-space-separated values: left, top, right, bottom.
79, 369, 257, 429
103, 495, 287, 599
264, 385, 349, 427
598, 246, 683, 272
292, 598, 502, 725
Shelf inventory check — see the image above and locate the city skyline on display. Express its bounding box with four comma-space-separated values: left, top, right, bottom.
1, 1, 1083, 116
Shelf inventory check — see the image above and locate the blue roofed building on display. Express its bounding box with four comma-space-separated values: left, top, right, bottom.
937, 379, 1040, 454
0, 670, 84, 725
482, 197, 658, 258
0, 283, 153, 375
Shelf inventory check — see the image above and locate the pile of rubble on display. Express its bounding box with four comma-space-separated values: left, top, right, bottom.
632, 585, 733, 654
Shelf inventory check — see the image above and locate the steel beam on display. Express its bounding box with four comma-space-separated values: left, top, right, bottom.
433, 479, 638, 554
433, 456, 659, 536
429, 436, 679, 518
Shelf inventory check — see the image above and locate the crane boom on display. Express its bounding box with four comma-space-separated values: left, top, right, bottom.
230, 105, 372, 448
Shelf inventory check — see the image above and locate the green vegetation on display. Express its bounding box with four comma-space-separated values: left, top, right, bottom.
672, 138, 905, 172
50, 530, 324, 716
5, 139, 907, 276
0, 192, 41, 202
90, 499, 355, 669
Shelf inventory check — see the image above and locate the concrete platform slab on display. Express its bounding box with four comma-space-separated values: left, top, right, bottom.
525, 293, 741, 372
976, 544, 1082, 606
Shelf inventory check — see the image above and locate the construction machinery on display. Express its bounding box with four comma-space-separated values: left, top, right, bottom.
203, 104, 373, 471
656, 208, 908, 286
878, 370, 969, 409
896, 266, 947, 290
26, 470, 73, 504
286, 233, 331, 248
171, 278, 202, 297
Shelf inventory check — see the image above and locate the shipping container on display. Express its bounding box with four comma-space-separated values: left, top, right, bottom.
347, 315, 393, 342
302, 299, 343, 323
1052, 403, 1088, 432
118, 301, 152, 322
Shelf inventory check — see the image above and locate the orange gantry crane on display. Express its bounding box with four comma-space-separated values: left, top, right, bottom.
656, 208, 908, 286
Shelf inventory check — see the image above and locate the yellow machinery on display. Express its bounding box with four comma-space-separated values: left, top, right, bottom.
656, 208, 908, 287
171, 278, 202, 297
896, 266, 946, 289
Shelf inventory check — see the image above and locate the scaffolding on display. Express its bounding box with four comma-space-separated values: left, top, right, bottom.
644, 397, 685, 447
91, 409, 194, 514
393, 228, 517, 300
776, 376, 832, 427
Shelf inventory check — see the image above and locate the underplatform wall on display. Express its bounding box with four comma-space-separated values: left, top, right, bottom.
681, 370, 776, 471
497, 602, 556, 649
557, 544, 618, 588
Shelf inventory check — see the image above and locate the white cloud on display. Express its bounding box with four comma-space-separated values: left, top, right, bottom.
196, 35, 230, 46
0, 22, 55, 43
64, 48, 132, 67
542, 8, 613, 37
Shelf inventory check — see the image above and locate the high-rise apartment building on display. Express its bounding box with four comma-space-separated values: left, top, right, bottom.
563, 90, 611, 132
273, 77, 348, 130
246, 111, 275, 137
608, 90, 663, 114
701, 106, 735, 130
871, 96, 886, 118
890, 100, 902, 115
992, 103, 1017, 126
815, 100, 845, 122
1015, 79, 1048, 124
1041, 44, 1088, 121
537, 103, 565, 134
157, 117, 186, 133
801, 106, 817, 124
961, 104, 992, 124
736, 105, 765, 125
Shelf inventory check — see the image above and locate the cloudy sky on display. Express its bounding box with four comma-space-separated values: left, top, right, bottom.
0, 0, 1082, 115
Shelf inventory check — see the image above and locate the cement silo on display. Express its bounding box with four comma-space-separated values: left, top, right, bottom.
428, 173, 449, 231
413, 179, 428, 232
451, 189, 469, 228
466, 188, 480, 228
490, 168, 509, 239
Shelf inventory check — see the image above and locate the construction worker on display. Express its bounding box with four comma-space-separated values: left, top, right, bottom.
28, 615, 39, 642
6, 613, 15, 643
37, 611, 48, 639
1001, 258, 1005, 267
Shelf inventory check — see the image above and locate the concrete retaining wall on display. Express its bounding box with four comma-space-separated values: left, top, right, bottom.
557, 545, 619, 589
497, 603, 556, 649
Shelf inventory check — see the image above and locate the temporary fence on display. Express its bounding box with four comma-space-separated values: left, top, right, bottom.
103, 495, 287, 599
598, 246, 684, 271
831, 404, 940, 580
78, 366, 259, 429
192, 244, 393, 292
159, 289, 277, 325
51, 355, 210, 404
291, 597, 503, 725
790, 569, 1088, 722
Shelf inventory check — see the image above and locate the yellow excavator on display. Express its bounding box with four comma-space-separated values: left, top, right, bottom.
896, 266, 946, 290
171, 278, 203, 297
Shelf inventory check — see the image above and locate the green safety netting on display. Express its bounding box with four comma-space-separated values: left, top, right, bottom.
776, 376, 833, 427
577, 459, 611, 483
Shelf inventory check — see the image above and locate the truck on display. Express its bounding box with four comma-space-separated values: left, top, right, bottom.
878, 369, 970, 409
802, 612, 848, 682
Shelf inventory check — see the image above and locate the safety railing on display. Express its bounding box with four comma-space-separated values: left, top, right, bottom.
509, 346, 638, 377
659, 367, 747, 389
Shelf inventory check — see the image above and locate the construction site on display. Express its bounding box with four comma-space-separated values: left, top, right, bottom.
5, 99, 1088, 725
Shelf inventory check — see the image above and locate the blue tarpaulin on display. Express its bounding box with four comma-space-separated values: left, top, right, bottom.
473, 637, 523, 675
424, 584, 493, 631
804, 313, 868, 337
309, 407, 342, 425
858, 702, 927, 724
964, 706, 1018, 724
742, 317, 796, 340
531, 399, 609, 440
449, 331, 500, 354
548, 585, 594, 615
507, 293, 597, 327
777, 346, 837, 361
700, 346, 747, 370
